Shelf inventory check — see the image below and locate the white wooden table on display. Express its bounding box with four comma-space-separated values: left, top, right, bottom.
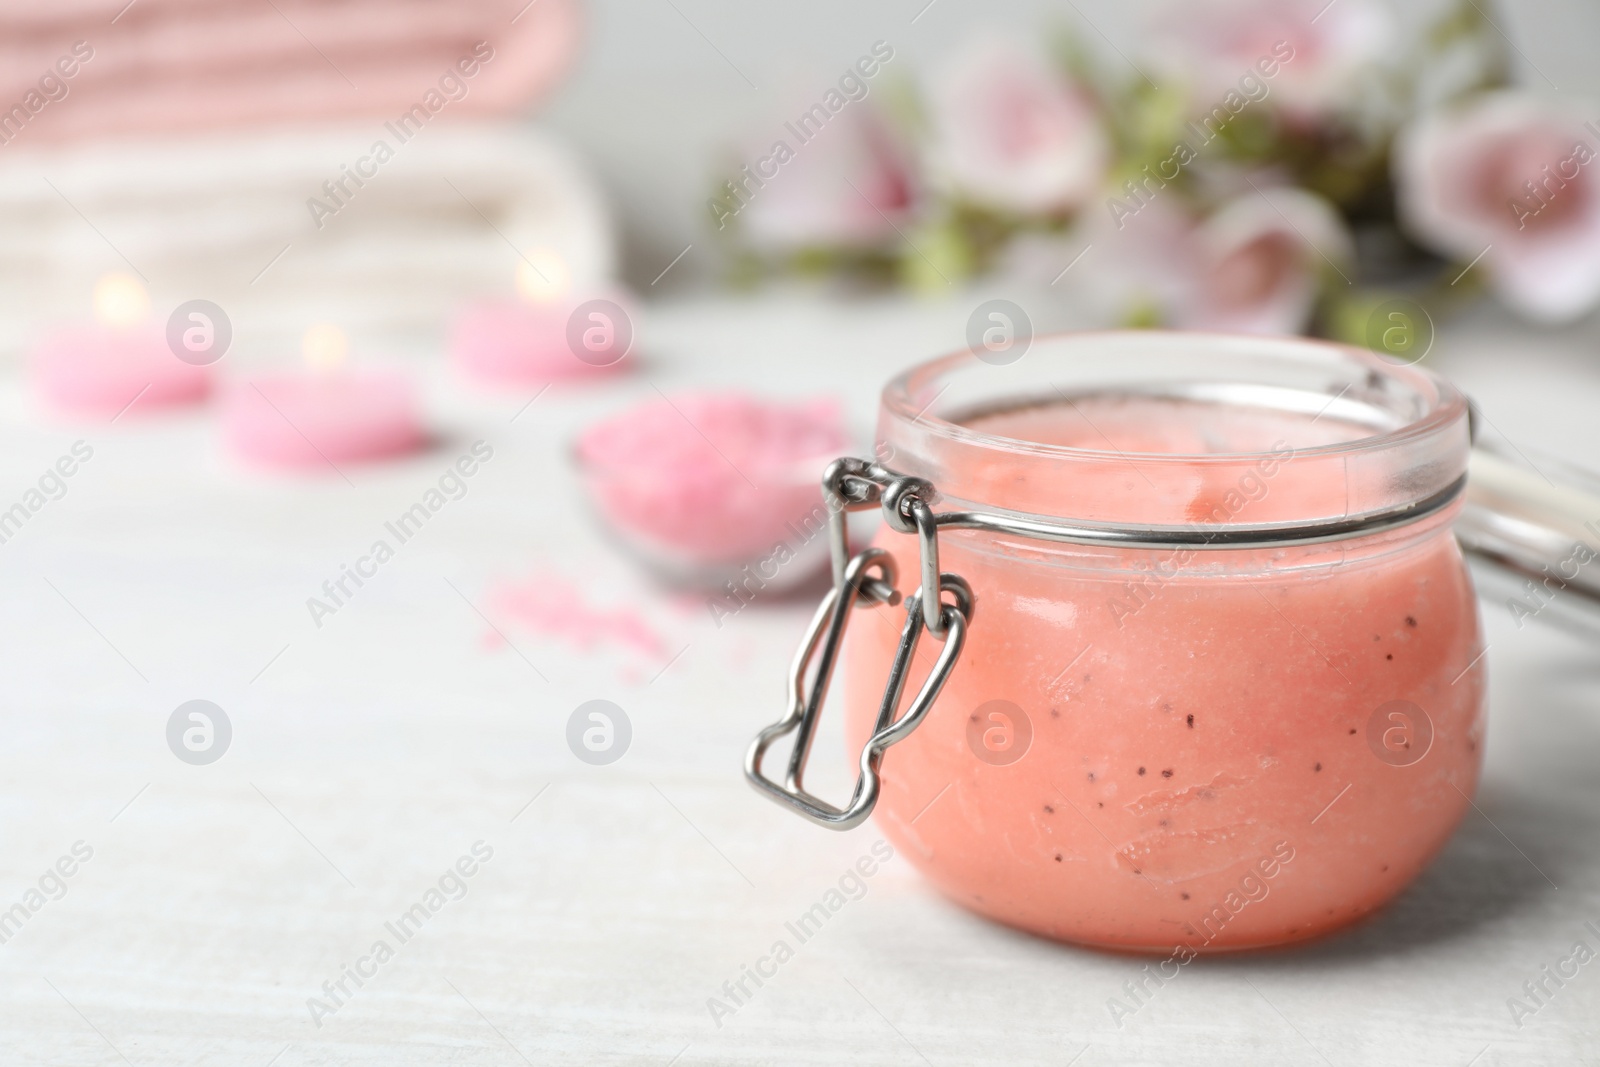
0, 292, 1596, 1065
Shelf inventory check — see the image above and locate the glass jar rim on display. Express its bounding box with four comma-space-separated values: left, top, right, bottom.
874, 329, 1473, 537
881, 329, 1469, 467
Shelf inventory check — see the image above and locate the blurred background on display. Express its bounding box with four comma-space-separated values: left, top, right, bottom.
549, 0, 1600, 289
5, 0, 1600, 343
4, 1, 1600, 1063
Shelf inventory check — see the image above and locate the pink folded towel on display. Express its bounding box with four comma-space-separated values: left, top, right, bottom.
0, 0, 579, 144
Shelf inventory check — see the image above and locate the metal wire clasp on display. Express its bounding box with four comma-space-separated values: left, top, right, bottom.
819, 457, 947, 630
744, 459, 972, 830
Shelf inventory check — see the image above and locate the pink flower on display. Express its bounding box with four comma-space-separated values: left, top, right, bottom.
1073, 197, 1202, 324
1148, 0, 1392, 123
1183, 187, 1353, 334
727, 105, 915, 252
926, 40, 1109, 215
1397, 92, 1600, 323
1076, 187, 1350, 335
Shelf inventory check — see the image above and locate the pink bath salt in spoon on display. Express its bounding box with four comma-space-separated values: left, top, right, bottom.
576, 391, 851, 576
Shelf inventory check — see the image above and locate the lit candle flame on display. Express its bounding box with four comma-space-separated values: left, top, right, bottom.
302, 323, 348, 374
515, 248, 571, 305
92, 273, 150, 330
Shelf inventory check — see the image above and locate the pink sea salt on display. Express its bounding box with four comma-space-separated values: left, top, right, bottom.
576, 391, 850, 577
485, 574, 665, 659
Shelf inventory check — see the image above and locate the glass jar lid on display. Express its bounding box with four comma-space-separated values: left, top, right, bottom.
1459, 436, 1600, 626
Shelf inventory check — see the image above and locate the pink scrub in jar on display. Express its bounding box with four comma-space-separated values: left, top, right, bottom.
752, 331, 1486, 954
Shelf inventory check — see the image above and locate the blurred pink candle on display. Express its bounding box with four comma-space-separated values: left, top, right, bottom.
222, 324, 424, 470
33, 274, 211, 417
453, 248, 631, 386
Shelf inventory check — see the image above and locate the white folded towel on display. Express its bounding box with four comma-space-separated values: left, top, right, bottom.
0, 121, 614, 357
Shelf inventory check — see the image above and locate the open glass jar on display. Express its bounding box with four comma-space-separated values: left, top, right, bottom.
748, 330, 1489, 953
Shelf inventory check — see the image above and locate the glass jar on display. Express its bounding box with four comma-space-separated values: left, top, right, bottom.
750, 330, 1488, 954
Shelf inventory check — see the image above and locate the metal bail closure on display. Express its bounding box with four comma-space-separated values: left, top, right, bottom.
744, 548, 972, 830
